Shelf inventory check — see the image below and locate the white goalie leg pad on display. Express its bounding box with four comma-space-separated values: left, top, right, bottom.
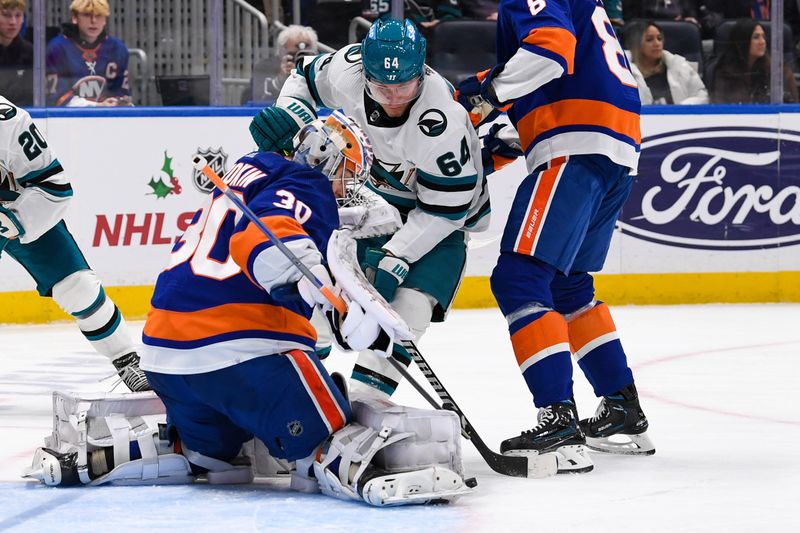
311, 416, 471, 507
22, 390, 194, 486
351, 396, 465, 477
310, 307, 333, 358
52, 270, 136, 360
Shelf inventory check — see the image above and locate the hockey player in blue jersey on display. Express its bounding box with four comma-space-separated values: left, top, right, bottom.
456, 0, 655, 473
46, 0, 131, 107
19, 112, 473, 504
0, 95, 147, 391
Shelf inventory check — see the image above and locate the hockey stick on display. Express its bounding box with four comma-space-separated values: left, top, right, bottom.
386, 344, 535, 478
192, 156, 347, 315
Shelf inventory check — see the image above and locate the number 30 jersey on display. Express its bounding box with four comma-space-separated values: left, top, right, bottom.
140, 151, 339, 375
0, 96, 72, 244
492, 0, 641, 172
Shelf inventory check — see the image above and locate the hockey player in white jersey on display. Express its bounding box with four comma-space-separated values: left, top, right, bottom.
249, 17, 491, 400
0, 95, 148, 391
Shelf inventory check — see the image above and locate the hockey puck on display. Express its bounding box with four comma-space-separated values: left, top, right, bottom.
465, 477, 478, 488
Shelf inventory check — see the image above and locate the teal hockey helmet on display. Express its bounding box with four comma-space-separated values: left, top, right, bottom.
361, 18, 426, 104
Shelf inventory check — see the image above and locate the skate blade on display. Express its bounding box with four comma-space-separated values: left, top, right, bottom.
501, 450, 559, 479
585, 432, 656, 456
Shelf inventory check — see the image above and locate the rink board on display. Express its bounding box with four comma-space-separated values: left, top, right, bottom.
1, 105, 799, 322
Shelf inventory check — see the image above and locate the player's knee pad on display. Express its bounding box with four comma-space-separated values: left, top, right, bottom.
23, 391, 194, 487
552, 272, 595, 315
51, 269, 104, 317
490, 252, 557, 316
391, 288, 435, 341
52, 270, 134, 359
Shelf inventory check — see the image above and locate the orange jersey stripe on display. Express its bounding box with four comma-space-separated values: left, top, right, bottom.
567, 303, 617, 354
511, 311, 569, 368
515, 157, 566, 256
230, 215, 309, 274
523, 27, 577, 74
144, 302, 316, 343
517, 98, 642, 153
286, 349, 346, 433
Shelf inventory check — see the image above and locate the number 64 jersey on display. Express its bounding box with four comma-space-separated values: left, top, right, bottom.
0, 96, 72, 244
280, 46, 490, 264
493, 0, 642, 173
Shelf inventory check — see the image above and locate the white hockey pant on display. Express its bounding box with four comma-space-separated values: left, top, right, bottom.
52, 270, 136, 361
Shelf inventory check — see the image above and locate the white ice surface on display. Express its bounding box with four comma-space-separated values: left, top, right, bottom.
0, 304, 798, 532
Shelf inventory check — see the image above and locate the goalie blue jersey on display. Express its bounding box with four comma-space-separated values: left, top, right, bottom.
45, 26, 130, 106
140, 151, 339, 375
496, 0, 641, 171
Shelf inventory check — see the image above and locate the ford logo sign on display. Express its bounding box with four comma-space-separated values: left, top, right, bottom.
618, 127, 800, 250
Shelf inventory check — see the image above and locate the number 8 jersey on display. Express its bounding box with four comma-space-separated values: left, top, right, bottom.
493, 0, 641, 173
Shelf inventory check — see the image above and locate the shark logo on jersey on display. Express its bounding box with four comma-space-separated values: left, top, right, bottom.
418, 109, 447, 137
192, 147, 228, 194
0, 103, 17, 121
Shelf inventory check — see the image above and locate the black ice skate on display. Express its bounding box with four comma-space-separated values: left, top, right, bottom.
501, 399, 593, 474
579, 383, 656, 456
112, 352, 151, 392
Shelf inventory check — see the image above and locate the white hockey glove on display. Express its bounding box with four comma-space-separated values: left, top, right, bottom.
0, 205, 24, 240
297, 264, 335, 311
325, 301, 393, 357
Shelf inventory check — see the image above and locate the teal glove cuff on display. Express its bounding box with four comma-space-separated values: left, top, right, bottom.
363, 247, 409, 303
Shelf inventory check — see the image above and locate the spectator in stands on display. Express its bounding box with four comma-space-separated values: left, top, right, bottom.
362, 0, 463, 30
250, 24, 318, 103
0, 0, 32, 106
623, 1, 699, 24
460, 0, 497, 21
46, 0, 132, 107
712, 19, 798, 103
627, 20, 708, 104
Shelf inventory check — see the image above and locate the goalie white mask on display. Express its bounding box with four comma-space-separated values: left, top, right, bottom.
293, 110, 373, 206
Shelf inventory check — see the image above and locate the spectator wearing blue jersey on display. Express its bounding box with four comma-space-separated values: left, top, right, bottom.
627, 21, 708, 104
46, 0, 132, 107
0, 0, 32, 105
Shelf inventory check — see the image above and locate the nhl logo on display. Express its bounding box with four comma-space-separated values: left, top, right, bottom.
192, 147, 228, 193
287, 420, 304, 437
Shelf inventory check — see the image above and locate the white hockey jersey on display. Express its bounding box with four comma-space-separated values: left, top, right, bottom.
278, 44, 490, 263
0, 96, 72, 244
